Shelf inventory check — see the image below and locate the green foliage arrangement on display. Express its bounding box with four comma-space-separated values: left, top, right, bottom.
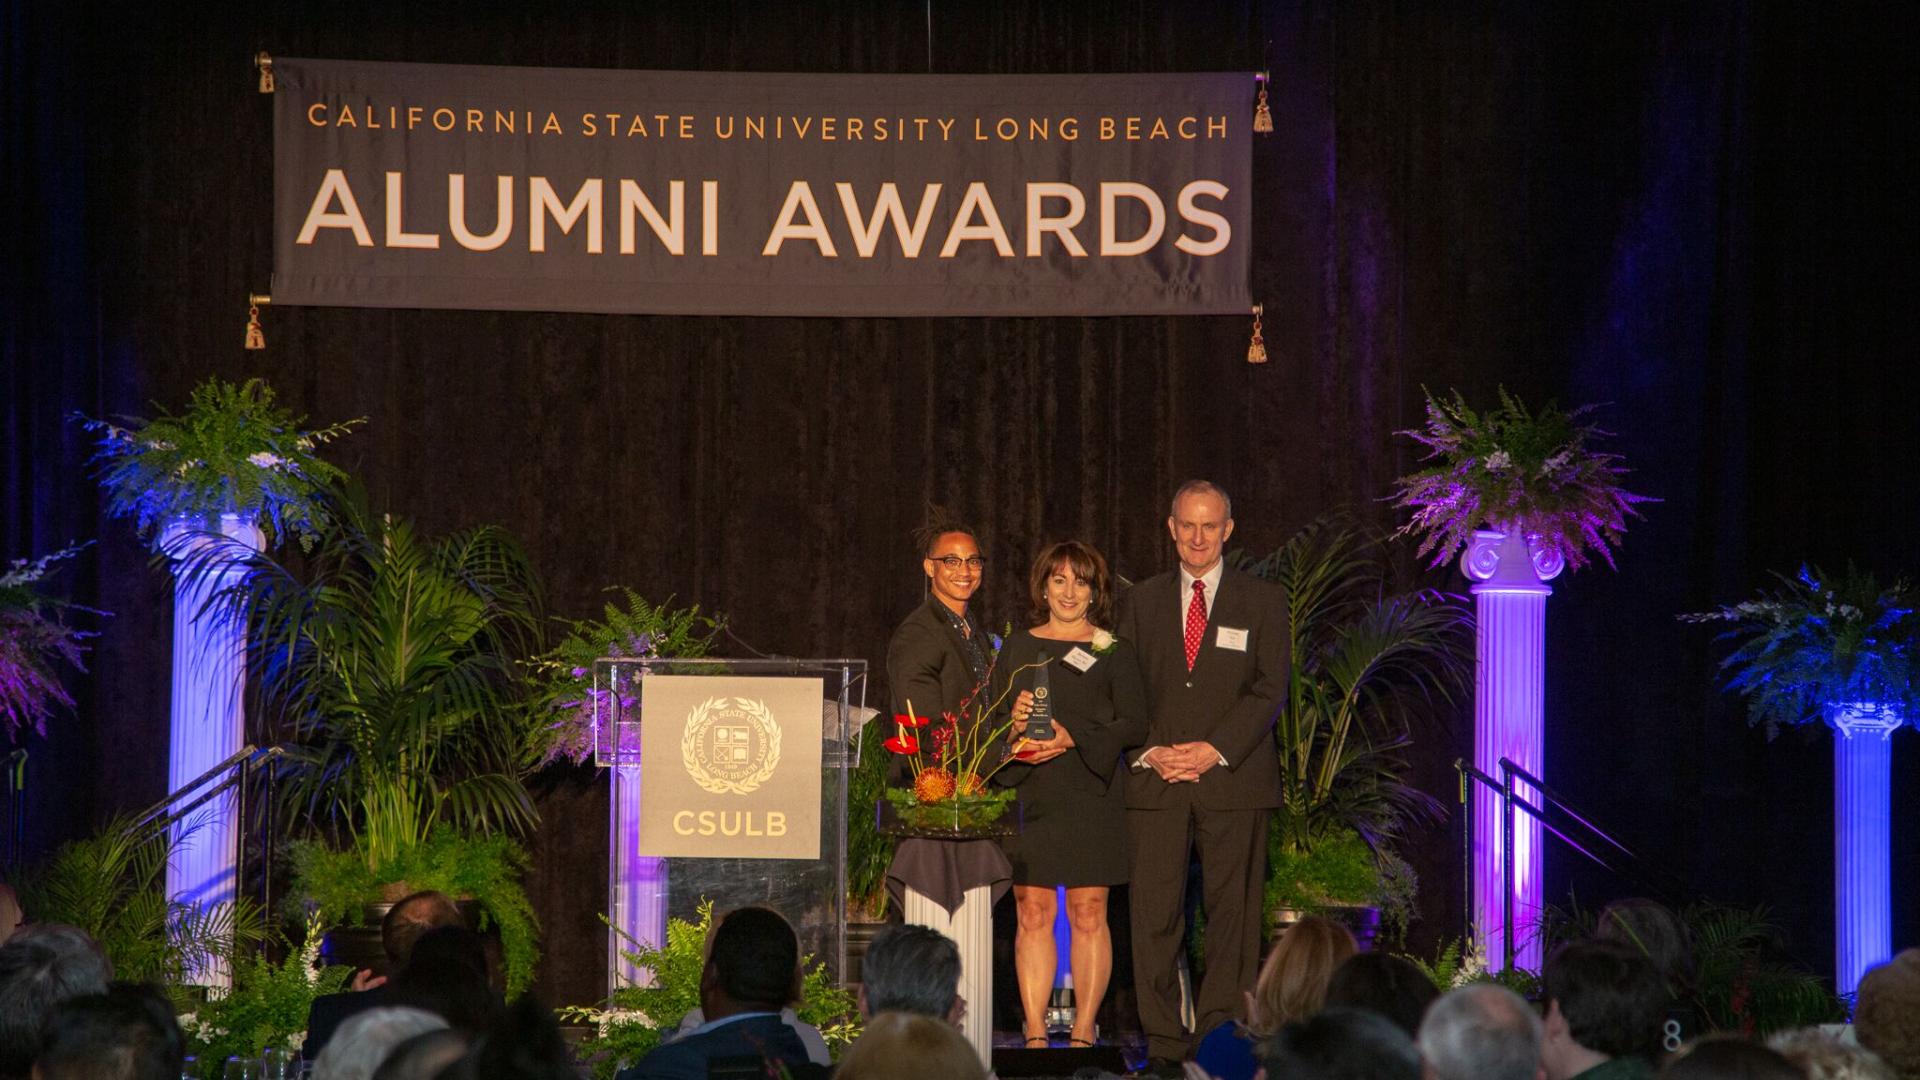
846, 719, 894, 917
561, 900, 860, 1080
176, 912, 351, 1077
1391, 386, 1655, 570
1264, 827, 1417, 942
1234, 518, 1469, 911
176, 491, 547, 868
288, 828, 540, 997
529, 589, 723, 766
1681, 565, 1919, 735
75, 377, 362, 548
16, 815, 262, 985
0, 542, 102, 742
1406, 936, 1540, 999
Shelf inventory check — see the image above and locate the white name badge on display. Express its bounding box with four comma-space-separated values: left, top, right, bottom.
1062, 647, 1098, 672
1215, 626, 1249, 652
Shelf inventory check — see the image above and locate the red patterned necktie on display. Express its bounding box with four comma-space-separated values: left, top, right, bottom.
1184, 579, 1207, 671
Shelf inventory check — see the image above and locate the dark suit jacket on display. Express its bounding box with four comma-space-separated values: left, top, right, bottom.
1116, 568, 1289, 810
615, 1014, 813, 1080
885, 595, 987, 722
301, 986, 386, 1059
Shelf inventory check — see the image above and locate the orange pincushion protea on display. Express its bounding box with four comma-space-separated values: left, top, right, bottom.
913, 767, 957, 804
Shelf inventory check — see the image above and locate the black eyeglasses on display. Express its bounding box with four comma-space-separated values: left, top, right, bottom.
931, 555, 986, 570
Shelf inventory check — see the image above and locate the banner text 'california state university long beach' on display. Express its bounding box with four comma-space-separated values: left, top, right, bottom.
272, 59, 1253, 317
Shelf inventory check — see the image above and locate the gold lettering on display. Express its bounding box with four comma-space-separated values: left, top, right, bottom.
408, 106, 423, 130
1099, 181, 1165, 256
939, 182, 1014, 258
581, 114, 598, 137
1207, 114, 1227, 138
627, 115, 647, 137
996, 117, 1019, 141
1149, 117, 1169, 139
337, 106, 358, 129
619, 179, 684, 255
1098, 116, 1114, 140
1026, 182, 1088, 257
766, 811, 787, 837
820, 116, 836, 140
449, 174, 514, 251
541, 112, 562, 135
295, 169, 373, 246
1028, 117, 1050, 140
1124, 116, 1140, 139
791, 116, 813, 139
1178, 116, 1197, 139
678, 115, 692, 138
306, 103, 327, 126
529, 177, 604, 253
715, 116, 735, 139
763, 181, 837, 256
836, 181, 943, 258
746, 116, 764, 138
1060, 117, 1079, 141
935, 117, 955, 140
465, 108, 484, 133
674, 811, 696, 835
432, 108, 454, 132
494, 109, 513, 133
845, 117, 864, 140
1174, 179, 1231, 256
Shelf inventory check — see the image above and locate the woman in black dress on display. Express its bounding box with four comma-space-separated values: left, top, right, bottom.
996, 540, 1148, 1048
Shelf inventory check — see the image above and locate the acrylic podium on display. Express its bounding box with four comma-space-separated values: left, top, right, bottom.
594, 657, 868, 995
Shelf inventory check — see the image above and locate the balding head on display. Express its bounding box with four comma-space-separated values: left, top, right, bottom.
1418, 983, 1544, 1080
381, 891, 463, 968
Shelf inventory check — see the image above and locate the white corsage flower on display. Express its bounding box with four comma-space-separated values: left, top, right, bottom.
1091, 629, 1116, 655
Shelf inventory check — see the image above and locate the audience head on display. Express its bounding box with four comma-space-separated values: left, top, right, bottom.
0, 923, 113, 1079
370, 1028, 474, 1080
1855, 949, 1920, 1078
837, 1011, 986, 1080
1258, 1007, 1422, 1080
432, 996, 575, 1080
1418, 983, 1544, 1080
32, 982, 183, 1080
1768, 1028, 1896, 1080
0, 885, 21, 946
386, 925, 498, 1031
1659, 1036, 1805, 1079
380, 891, 464, 970
859, 924, 961, 1022
312, 1007, 446, 1080
1541, 938, 1670, 1076
1598, 898, 1695, 997
1324, 952, 1441, 1038
703, 906, 800, 1014
1249, 915, 1357, 1035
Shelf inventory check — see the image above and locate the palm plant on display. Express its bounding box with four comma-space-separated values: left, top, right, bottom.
1237, 517, 1471, 860
178, 489, 546, 868
16, 814, 261, 984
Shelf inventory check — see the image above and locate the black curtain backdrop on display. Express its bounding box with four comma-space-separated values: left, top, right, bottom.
5, 1, 1916, 1007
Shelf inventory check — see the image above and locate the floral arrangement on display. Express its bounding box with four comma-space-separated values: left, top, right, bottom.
1681, 565, 1919, 735
1390, 386, 1655, 570
560, 899, 859, 1080
529, 590, 723, 766
75, 377, 363, 548
0, 542, 102, 742
880, 655, 1040, 833
176, 911, 351, 1078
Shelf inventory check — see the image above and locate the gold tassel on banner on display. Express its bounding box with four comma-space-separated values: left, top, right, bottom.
244, 294, 270, 350
1252, 71, 1273, 134
256, 52, 274, 94
1247, 304, 1269, 364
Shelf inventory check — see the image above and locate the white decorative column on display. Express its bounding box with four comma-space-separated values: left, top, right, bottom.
600, 665, 669, 993
1829, 702, 1902, 995
1463, 529, 1562, 972
904, 884, 994, 1067
163, 514, 263, 988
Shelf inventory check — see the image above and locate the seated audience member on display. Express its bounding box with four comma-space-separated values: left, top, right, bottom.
1324, 952, 1442, 1038
433, 996, 578, 1080
858, 924, 963, 1024
1418, 983, 1545, 1080
384, 925, 502, 1032
303, 890, 464, 1059
1597, 899, 1698, 1052
1193, 914, 1356, 1080
0, 885, 22, 946
1257, 1007, 1422, 1080
1541, 940, 1670, 1080
0, 923, 113, 1080
312, 1007, 447, 1080
616, 906, 819, 1080
369, 1028, 474, 1080
1657, 1036, 1804, 1079
1768, 1028, 1896, 1080
835, 1011, 986, 1080
1855, 949, 1920, 1080
33, 982, 184, 1080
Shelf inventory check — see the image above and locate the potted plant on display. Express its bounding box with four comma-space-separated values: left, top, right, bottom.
1683, 565, 1919, 993
561, 899, 859, 1080
0, 542, 102, 744
1390, 386, 1654, 572
185, 489, 549, 994
76, 377, 361, 550
175, 912, 352, 1078
1234, 517, 1471, 948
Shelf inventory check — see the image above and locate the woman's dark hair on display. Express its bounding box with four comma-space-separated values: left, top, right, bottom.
387, 926, 501, 1032
1324, 952, 1442, 1038
1658, 1036, 1804, 1079
1026, 540, 1113, 628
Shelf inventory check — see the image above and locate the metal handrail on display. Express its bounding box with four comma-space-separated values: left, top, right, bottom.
127, 744, 287, 932
1456, 756, 1687, 972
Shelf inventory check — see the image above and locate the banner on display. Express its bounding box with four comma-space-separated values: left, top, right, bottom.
638, 675, 823, 860
271, 58, 1252, 316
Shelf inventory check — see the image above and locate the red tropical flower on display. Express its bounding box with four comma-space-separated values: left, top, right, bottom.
884, 732, 920, 755
895, 711, 930, 728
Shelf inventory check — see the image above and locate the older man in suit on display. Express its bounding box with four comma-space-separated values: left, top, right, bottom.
1117, 480, 1289, 1067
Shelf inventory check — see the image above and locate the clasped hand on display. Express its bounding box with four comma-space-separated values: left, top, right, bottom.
1144, 741, 1221, 783
1008, 689, 1074, 764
